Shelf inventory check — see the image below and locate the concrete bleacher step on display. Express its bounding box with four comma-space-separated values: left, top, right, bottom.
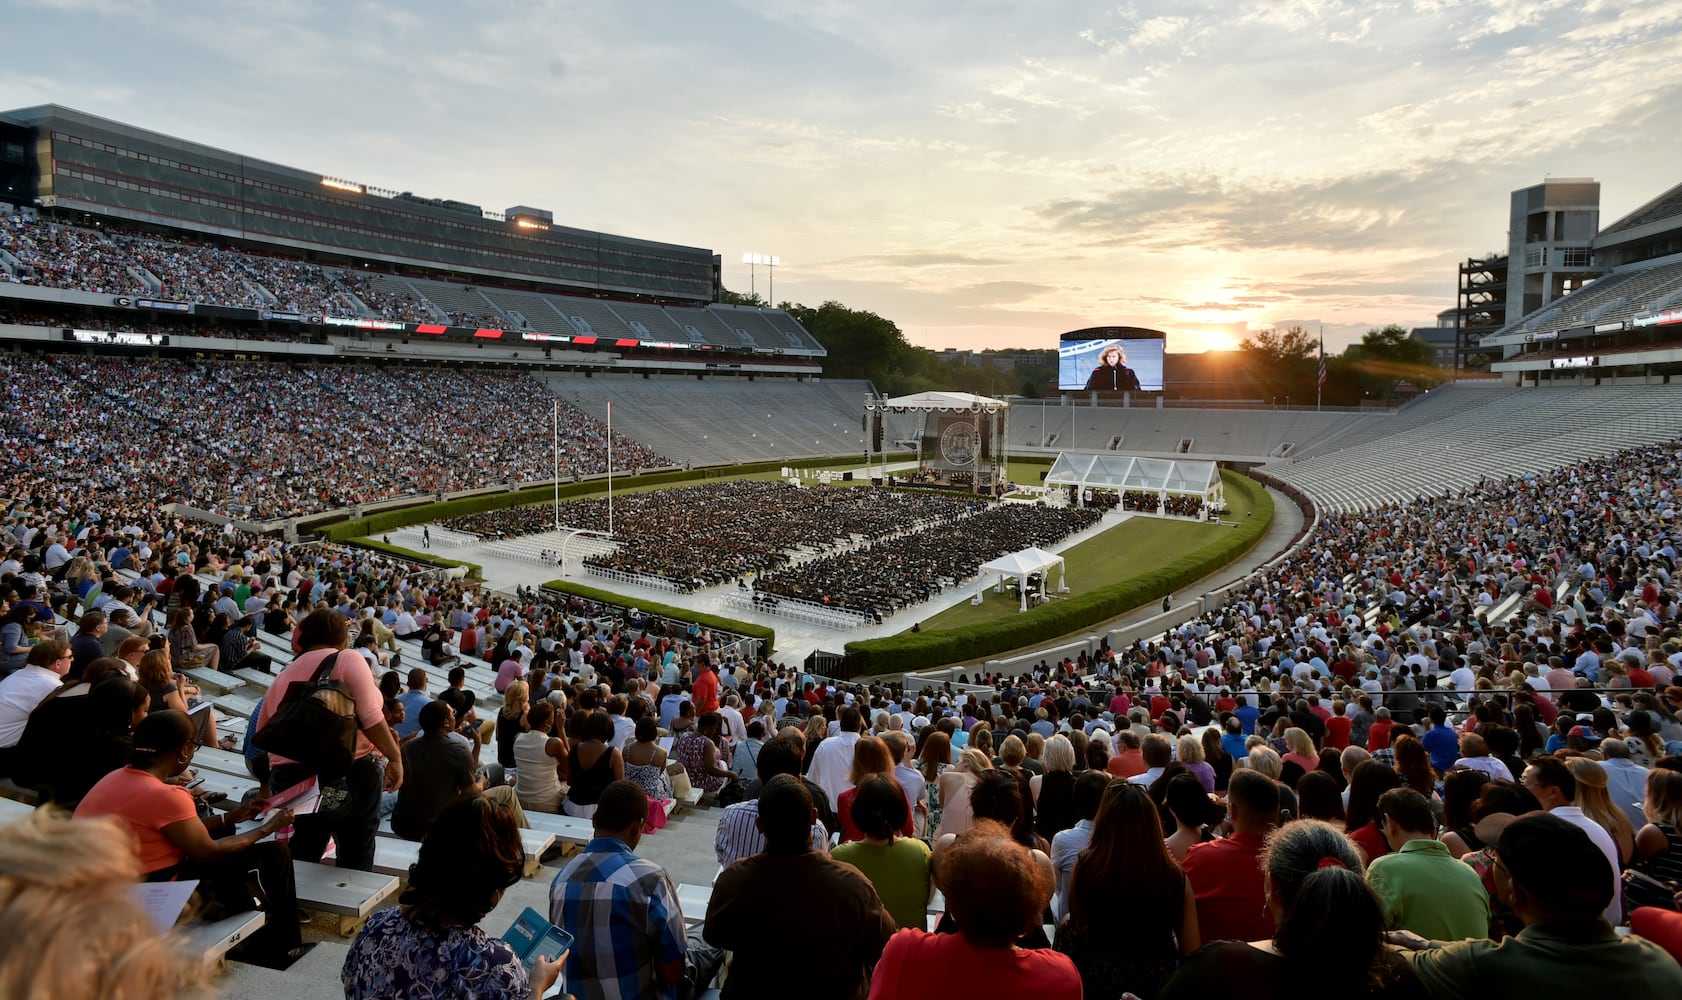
234, 668, 275, 690
294, 860, 400, 938
373, 818, 552, 877
180, 666, 246, 695
184, 909, 268, 969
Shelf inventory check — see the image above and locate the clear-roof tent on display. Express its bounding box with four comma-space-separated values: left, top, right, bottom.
1043, 452, 1223, 503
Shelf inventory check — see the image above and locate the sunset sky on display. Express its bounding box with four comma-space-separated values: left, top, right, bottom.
8, 0, 1681, 353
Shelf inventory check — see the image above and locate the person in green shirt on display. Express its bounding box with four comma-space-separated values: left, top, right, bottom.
1396, 812, 1682, 999
1367, 787, 1489, 940
832, 775, 932, 931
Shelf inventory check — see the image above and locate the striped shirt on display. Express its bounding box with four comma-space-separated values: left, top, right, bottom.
549, 838, 688, 1000
715, 800, 830, 867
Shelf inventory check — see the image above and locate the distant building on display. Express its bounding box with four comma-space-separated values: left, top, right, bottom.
1411, 312, 1461, 369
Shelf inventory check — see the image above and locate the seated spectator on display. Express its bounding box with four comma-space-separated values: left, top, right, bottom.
833, 775, 933, 931
136, 649, 227, 750
550, 780, 702, 1000
0, 640, 73, 772
11, 658, 144, 806
1398, 813, 1682, 994
707, 774, 894, 1000
165, 607, 219, 673
1295, 770, 1348, 829
1165, 771, 1224, 860
624, 716, 676, 827
1182, 769, 1280, 944
1129, 732, 1173, 785
74, 710, 304, 968
1627, 767, 1682, 910
730, 719, 766, 782
1347, 758, 1406, 863
1161, 819, 1423, 1000
1107, 729, 1147, 777
563, 710, 624, 819
867, 819, 1081, 999
1051, 770, 1111, 923
1055, 781, 1200, 998
1521, 756, 1624, 924
513, 700, 567, 814
935, 748, 991, 838
1367, 787, 1490, 940
392, 700, 526, 840
495, 680, 529, 770
838, 736, 909, 844
715, 734, 826, 867
1566, 756, 1637, 865
0, 809, 206, 997
673, 711, 733, 796
344, 795, 559, 999
1030, 734, 1080, 840
1451, 732, 1513, 782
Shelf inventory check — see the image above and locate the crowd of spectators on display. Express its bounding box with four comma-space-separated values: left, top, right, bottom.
2, 213, 354, 315
8, 432, 1682, 994
0, 355, 667, 519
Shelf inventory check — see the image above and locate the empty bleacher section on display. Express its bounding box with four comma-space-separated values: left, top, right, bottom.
1007, 404, 1377, 461
549, 377, 885, 464
1259, 383, 1682, 512
1485, 256, 1682, 343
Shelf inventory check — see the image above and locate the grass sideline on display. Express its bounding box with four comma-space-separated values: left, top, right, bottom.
542, 579, 775, 655
919, 473, 1260, 632
841, 471, 1272, 675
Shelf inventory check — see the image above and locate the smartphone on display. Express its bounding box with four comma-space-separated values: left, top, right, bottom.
185, 777, 206, 790
534, 924, 572, 998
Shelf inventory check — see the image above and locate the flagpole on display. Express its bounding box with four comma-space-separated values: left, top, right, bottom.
1317, 325, 1324, 412
552, 399, 559, 530
607, 400, 614, 538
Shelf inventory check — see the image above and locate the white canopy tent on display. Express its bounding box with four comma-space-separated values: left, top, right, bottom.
1043, 452, 1223, 512
974, 546, 1069, 612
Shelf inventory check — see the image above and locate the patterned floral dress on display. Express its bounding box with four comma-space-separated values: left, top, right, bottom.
342, 907, 529, 999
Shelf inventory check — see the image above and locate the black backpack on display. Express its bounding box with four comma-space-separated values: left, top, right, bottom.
254, 650, 360, 779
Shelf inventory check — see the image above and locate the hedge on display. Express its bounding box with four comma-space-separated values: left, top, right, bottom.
345, 538, 484, 579
840, 471, 1273, 674
542, 579, 775, 655
316, 454, 907, 541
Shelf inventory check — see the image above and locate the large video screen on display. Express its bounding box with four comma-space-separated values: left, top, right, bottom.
1058, 329, 1165, 392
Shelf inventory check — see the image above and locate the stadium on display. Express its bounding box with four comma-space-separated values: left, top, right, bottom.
4, 99, 1682, 998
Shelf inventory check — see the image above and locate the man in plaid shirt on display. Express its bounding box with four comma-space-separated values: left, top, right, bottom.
550, 781, 690, 1000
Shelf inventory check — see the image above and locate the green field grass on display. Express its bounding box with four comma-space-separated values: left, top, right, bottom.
916, 481, 1259, 632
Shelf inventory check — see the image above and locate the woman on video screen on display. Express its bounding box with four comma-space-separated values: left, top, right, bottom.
1084, 342, 1142, 392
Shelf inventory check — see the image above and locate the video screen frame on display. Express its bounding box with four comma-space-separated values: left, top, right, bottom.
1058, 328, 1165, 392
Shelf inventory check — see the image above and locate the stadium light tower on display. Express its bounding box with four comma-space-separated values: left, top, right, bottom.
743, 253, 780, 305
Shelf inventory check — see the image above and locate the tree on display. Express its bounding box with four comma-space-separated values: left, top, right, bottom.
1240, 326, 1318, 405
1344, 324, 1444, 398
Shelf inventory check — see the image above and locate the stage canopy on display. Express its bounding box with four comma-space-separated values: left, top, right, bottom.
873, 390, 1009, 413
975, 546, 1069, 613
1044, 453, 1224, 505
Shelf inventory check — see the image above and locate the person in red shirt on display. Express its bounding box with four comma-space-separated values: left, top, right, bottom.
1150, 694, 1171, 721
1182, 770, 1279, 944
867, 820, 1081, 1000
1324, 700, 1352, 751
692, 660, 720, 715
1107, 730, 1148, 778
1109, 691, 1131, 716
1366, 709, 1394, 753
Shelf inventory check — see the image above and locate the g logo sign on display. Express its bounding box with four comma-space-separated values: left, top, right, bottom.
940, 422, 979, 467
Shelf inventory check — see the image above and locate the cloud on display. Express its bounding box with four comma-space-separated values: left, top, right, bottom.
3, 0, 1678, 353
